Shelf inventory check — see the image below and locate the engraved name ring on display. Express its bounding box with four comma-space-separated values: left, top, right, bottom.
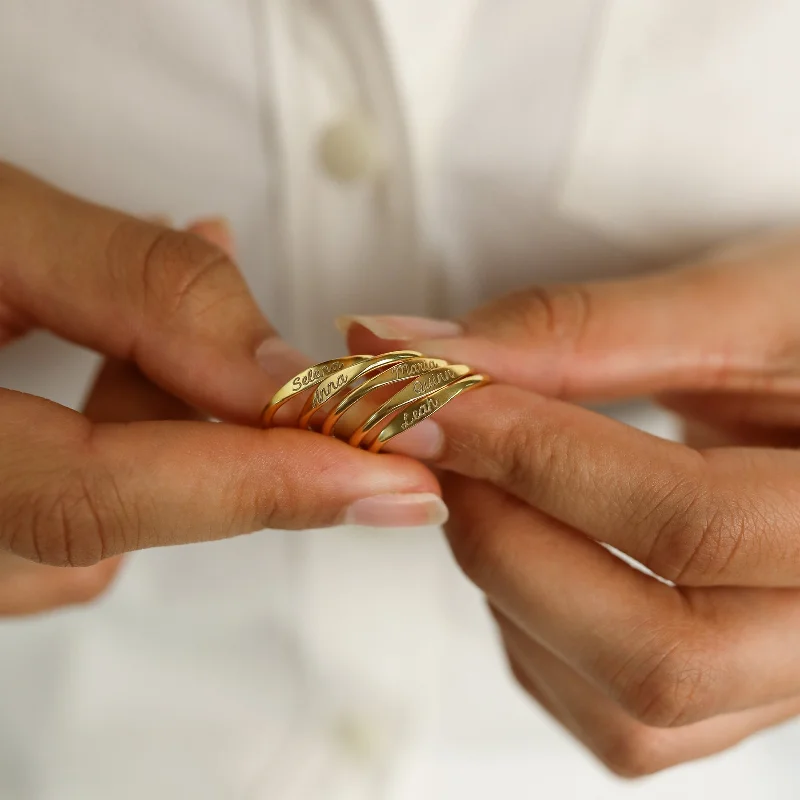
261, 351, 489, 451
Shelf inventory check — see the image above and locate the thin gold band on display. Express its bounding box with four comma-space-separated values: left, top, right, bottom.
296, 351, 422, 430
366, 374, 490, 453
261, 355, 372, 428
261, 351, 489, 452
321, 356, 448, 436
348, 365, 472, 448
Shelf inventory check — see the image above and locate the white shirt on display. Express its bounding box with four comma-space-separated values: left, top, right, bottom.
1, 1, 800, 798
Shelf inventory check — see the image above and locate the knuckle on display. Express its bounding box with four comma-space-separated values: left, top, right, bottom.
27, 470, 128, 567
139, 227, 236, 321
641, 475, 752, 584
486, 284, 594, 352
599, 724, 670, 779
480, 410, 561, 501
613, 633, 721, 728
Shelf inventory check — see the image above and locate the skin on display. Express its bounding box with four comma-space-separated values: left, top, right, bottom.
345, 230, 800, 777
0, 163, 440, 616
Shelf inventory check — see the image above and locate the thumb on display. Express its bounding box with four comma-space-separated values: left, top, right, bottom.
0, 388, 445, 567
339, 235, 800, 401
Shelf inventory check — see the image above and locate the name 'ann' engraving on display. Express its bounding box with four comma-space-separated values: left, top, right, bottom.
313, 372, 350, 405
400, 397, 441, 430
412, 369, 457, 396
292, 361, 344, 392
390, 359, 440, 381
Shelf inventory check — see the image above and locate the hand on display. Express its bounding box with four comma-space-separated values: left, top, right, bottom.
0, 218, 219, 616
341, 229, 800, 447
340, 232, 800, 775
0, 163, 442, 612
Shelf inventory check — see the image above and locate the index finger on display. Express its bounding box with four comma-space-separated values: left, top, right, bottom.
393, 385, 800, 587
0, 163, 282, 423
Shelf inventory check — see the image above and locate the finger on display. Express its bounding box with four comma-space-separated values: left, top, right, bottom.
443, 474, 800, 725
497, 610, 800, 778
11, 330, 212, 617
339, 232, 800, 401
186, 217, 236, 259
83, 358, 200, 423
0, 551, 123, 617
398, 384, 800, 587
659, 391, 800, 446
0, 164, 291, 423
0, 388, 444, 567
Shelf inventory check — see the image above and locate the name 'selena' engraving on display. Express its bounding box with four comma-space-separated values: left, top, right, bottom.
313, 372, 351, 405
413, 369, 457, 396
400, 397, 441, 430
292, 361, 344, 392
390, 359, 440, 381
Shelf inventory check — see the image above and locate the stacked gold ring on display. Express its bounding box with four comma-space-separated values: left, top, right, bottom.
261, 350, 489, 453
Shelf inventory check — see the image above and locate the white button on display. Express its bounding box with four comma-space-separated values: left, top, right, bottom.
318, 110, 384, 184
330, 711, 389, 764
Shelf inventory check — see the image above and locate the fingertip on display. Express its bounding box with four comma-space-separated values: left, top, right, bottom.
187, 216, 235, 258
338, 319, 409, 356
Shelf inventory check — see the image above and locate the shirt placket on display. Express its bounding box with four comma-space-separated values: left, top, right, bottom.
250, 1, 428, 798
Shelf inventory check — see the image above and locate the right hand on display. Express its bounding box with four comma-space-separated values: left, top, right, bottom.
0, 163, 443, 614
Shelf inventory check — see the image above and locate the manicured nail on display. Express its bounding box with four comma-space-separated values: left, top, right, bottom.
255, 337, 309, 382
343, 493, 449, 528
384, 420, 444, 461
336, 315, 463, 341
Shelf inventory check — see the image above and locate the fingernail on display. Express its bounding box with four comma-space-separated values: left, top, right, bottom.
343, 493, 449, 528
336, 315, 463, 341
384, 420, 444, 460
189, 216, 235, 258
144, 213, 173, 226
255, 338, 309, 382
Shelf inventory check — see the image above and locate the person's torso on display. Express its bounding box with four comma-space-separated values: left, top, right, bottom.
2, 2, 800, 798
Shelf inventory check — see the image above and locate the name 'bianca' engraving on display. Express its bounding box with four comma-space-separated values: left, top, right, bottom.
400, 397, 441, 430
413, 369, 457, 395
292, 361, 344, 392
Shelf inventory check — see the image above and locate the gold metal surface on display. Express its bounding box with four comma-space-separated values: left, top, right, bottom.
261, 350, 489, 453
261, 355, 372, 428
348, 365, 472, 448
296, 351, 422, 430
366, 374, 490, 453
321, 356, 447, 436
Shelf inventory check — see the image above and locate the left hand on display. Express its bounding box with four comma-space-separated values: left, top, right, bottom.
0, 219, 222, 617
340, 231, 800, 775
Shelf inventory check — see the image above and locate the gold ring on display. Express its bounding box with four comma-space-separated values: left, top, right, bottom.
261, 350, 489, 452
348, 364, 472, 448
261, 355, 372, 427
321, 356, 448, 436
365, 374, 490, 453
295, 351, 422, 430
